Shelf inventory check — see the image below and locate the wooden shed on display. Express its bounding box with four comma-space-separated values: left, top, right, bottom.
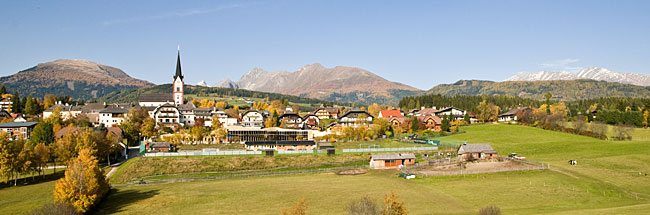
457, 143, 498, 161
370, 153, 416, 169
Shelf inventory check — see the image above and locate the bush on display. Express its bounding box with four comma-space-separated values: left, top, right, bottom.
347, 196, 380, 215
478, 205, 501, 215
382, 192, 407, 215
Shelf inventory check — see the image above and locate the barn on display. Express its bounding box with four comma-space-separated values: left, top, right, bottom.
457, 143, 498, 161
369, 153, 416, 169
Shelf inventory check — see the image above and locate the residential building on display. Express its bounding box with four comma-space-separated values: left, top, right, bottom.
0, 122, 37, 139
152, 103, 181, 129
302, 113, 320, 130
241, 110, 265, 128
225, 126, 310, 143
313, 107, 340, 119
278, 112, 303, 129
369, 153, 416, 169
0, 97, 12, 111
417, 115, 442, 131
435, 107, 467, 121
498, 107, 531, 122
42, 104, 83, 120
457, 143, 498, 161
98, 106, 129, 127
338, 109, 374, 127
378, 109, 403, 118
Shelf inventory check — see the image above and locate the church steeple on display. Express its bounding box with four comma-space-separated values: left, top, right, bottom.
174, 45, 184, 81
173, 45, 184, 105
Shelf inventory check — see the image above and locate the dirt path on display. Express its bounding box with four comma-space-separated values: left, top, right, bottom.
414, 161, 545, 176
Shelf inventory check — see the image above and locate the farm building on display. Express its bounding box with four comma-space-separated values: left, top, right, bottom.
369, 153, 416, 169
457, 143, 498, 161
147, 142, 176, 153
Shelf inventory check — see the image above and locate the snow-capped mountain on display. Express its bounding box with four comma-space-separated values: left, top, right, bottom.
196, 80, 210, 87
505, 67, 650, 86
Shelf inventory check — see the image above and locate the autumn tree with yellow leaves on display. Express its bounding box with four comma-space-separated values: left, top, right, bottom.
54, 148, 110, 213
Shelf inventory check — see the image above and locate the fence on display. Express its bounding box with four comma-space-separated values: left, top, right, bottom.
143, 150, 262, 157
277, 150, 323, 154
126, 164, 366, 185
404, 159, 548, 177
342, 147, 438, 153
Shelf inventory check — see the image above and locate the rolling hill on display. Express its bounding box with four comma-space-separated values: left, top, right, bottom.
0, 59, 152, 100
426, 79, 650, 100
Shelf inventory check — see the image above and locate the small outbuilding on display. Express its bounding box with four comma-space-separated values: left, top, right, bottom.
457, 143, 498, 161
147, 142, 175, 153
370, 153, 416, 169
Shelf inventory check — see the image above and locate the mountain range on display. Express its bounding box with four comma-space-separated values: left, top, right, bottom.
426, 79, 650, 101
209, 63, 422, 105
506, 67, 650, 86
0, 59, 152, 100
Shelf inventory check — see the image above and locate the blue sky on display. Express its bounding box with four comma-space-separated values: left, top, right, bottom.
1, 0, 649, 90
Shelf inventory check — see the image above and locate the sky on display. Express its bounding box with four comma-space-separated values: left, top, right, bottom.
2, 0, 650, 90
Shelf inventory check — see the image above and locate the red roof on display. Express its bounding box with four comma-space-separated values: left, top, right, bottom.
379, 110, 402, 118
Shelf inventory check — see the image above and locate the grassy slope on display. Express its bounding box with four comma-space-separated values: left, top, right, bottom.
0, 181, 56, 214
4, 124, 650, 214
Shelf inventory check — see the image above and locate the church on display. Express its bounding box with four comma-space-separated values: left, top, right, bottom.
138, 47, 214, 129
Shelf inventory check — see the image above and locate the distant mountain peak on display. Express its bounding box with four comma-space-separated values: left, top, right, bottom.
196, 80, 209, 87
505, 67, 650, 86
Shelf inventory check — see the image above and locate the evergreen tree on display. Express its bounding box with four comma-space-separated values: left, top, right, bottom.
463, 112, 471, 124
24, 95, 35, 115
441, 115, 451, 132
30, 121, 54, 145
11, 91, 21, 114
0, 85, 6, 95
410, 117, 419, 132
544, 92, 552, 114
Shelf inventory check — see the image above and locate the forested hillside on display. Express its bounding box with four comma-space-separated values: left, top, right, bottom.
427, 79, 650, 100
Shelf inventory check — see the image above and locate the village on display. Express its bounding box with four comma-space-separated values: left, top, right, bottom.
1, 49, 648, 215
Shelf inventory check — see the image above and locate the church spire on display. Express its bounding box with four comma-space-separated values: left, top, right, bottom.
174, 45, 183, 81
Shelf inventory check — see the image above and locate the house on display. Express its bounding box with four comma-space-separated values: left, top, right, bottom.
338, 109, 374, 128
369, 153, 416, 169
418, 108, 438, 116
0, 109, 12, 119
0, 122, 37, 139
244, 140, 315, 151
146, 142, 175, 152
388, 116, 405, 127
241, 109, 265, 128
435, 107, 467, 121
0, 97, 12, 111
178, 103, 212, 127
42, 104, 83, 120
152, 103, 181, 129
378, 109, 403, 118
138, 93, 174, 108
302, 113, 320, 130
313, 107, 340, 119
213, 108, 238, 127
498, 107, 531, 122
457, 143, 498, 161
98, 106, 129, 127
278, 112, 303, 129
417, 115, 442, 131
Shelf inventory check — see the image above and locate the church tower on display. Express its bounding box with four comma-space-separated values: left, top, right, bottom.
173, 46, 184, 105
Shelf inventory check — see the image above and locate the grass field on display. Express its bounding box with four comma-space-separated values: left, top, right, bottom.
3, 124, 650, 214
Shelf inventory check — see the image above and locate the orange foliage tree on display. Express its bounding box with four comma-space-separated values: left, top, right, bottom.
54, 148, 110, 213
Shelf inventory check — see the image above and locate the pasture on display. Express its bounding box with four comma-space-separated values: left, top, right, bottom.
2, 124, 650, 214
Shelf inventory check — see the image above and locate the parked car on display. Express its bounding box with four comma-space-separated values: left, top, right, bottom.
509, 153, 526, 160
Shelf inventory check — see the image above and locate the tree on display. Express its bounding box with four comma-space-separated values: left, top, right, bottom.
54, 148, 110, 213
441, 115, 451, 132
11, 91, 21, 113
282, 198, 307, 215
410, 117, 419, 132
43, 94, 57, 110
613, 123, 633, 140
544, 92, 552, 114
382, 192, 407, 215
476, 100, 498, 122
590, 122, 609, 139
550, 102, 568, 118
643, 110, 650, 128
0, 133, 15, 184
291, 104, 300, 113
33, 143, 50, 178
347, 196, 379, 215
572, 115, 587, 133
0, 85, 5, 95
30, 121, 54, 145
24, 95, 35, 115
463, 113, 471, 124
215, 101, 227, 109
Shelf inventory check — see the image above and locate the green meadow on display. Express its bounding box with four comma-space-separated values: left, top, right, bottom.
2, 124, 649, 214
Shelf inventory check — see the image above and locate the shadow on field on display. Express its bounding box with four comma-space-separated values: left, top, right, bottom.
91, 189, 160, 215
0, 171, 65, 189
